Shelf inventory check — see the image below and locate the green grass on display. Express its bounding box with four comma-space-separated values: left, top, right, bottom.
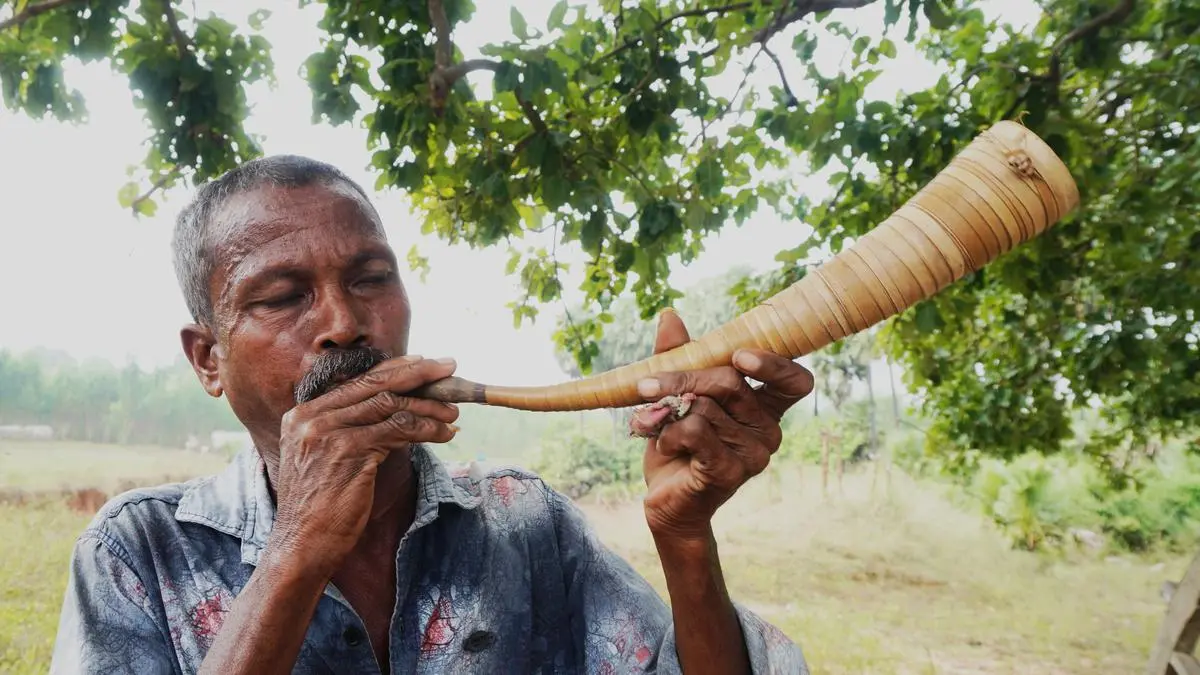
581, 463, 1180, 674
0, 442, 1183, 674
0, 439, 229, 494
0, 501, 91, 672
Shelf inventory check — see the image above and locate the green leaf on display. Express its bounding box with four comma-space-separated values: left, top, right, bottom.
581, 210, 606, 256
134, 197, 157, 217
493, 61, 521, 93
510, 7, 529, 40
248, 9, 272, 31
116, 182, 139, 208
922, 0, 954, 30
547, 0, 568, 30
694, 155, 724, 199
914, 302, 945, 334
542, 174, 570, 209
406, 245, 431, 283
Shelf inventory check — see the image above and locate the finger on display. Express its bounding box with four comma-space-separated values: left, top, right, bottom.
313, 356, 459, 411
681, 397, 776, 469
349, 409, 459, 447
656, 400, 768, 483
637, 366, 769, 431
653, 309, 691, 355
655, 404, 723, 467
321, 390, 460, 429
732, 349, 814, 419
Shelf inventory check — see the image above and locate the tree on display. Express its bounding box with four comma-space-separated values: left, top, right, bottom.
0, 349, 244, 446
3, 0, 1196, 470
732, 0, 1200, 477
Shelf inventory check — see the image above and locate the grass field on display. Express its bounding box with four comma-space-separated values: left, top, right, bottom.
0, 440, 1184, 673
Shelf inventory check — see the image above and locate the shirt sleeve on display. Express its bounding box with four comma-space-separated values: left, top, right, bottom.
50, 532, 177, 675
546, 483, 810, 674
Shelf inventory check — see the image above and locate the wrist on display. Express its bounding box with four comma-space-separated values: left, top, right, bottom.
259, 531, 339, 591
650, 524, 717, 560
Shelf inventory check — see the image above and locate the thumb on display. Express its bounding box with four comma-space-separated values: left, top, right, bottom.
653, 308, 691, 355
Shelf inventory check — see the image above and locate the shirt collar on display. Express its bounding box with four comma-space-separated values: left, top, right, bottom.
175, 443, 483, 566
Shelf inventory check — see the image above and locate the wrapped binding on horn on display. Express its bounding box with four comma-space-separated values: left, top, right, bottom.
409, 120, 1080, 411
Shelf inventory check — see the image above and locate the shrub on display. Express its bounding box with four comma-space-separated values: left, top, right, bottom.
532, 420, 643, 499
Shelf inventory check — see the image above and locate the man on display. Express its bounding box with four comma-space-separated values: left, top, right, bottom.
50, 155, 814, 674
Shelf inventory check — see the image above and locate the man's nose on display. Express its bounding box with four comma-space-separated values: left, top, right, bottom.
312, 289, 369, 350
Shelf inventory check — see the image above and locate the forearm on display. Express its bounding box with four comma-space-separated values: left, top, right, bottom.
198, 544, 330, 675
653, 527, 751, 675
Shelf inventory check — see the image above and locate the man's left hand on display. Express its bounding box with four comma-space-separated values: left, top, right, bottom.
636, 309, 814, 542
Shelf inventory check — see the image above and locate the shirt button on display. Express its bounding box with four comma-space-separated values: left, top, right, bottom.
343, 626, 365, 647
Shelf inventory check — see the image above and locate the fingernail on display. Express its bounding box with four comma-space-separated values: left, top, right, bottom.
734, 349, 761, 370
448, 423, 461, 433
401, 354, 423, 362
446, 402, 459, 412
637, 378, 660, 397
435, 357, 456, 366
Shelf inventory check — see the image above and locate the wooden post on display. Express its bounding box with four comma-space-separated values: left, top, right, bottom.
830, 433, 843, 497
871, 452, 881, 501
1146, 547, 1200, 674
837, 455, 845, 495
820, 430, 829, 498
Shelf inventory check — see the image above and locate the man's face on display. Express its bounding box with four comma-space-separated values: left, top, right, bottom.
182, 180, 411, 449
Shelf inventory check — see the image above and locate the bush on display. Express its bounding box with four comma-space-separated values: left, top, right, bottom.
1097, 469, 1200, 552
967, 453, 1102, 550
532, 420, 643, 499
959, 443, 1200, 555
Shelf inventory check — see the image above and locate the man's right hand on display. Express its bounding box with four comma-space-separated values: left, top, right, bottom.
266, 355, 461, 579
197, 355, 459, 675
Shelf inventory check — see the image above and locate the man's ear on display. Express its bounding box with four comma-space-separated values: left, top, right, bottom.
181, 324, 224, 398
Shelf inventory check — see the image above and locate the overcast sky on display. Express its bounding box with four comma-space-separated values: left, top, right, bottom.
0, 0, 1036, 390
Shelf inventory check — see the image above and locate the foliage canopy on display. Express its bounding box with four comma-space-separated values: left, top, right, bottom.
2, 0, 1196, 471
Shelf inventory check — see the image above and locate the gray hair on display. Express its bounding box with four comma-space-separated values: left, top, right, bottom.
171, 154, 379, 328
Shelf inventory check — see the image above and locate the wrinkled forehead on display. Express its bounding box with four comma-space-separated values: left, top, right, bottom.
211, 180, 385, 254
210, 180, 388, 266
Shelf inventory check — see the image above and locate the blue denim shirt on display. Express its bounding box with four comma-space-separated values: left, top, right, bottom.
50, 444, 808, 674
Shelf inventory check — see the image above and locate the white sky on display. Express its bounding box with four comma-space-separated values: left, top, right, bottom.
0, 0, 1038, 389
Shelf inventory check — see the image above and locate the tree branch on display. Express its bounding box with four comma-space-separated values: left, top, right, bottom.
0, 0, 83, 32
762, 45, 798, 107
425, 0, 545, 132
161, 0, 193, 54
429, 0, 452, 69
1046, 0, 1136, 86
441, 58, 502, 85
129, 170, 179, 214
593, 2, 755, 65
688, 45, 764, 151
755, 0, 879, 44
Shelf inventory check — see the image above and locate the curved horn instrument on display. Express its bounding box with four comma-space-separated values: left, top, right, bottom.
411, 121, 1080, 411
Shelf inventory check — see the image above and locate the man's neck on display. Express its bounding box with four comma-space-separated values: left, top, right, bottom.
358, 448, 420, 549
258, 441, 420, 546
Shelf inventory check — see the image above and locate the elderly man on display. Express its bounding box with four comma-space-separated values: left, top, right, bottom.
50, 156, 814, 674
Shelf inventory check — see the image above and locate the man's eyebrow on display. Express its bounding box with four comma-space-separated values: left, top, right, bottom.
237, 264, 308, 289
348, 247, 399, 269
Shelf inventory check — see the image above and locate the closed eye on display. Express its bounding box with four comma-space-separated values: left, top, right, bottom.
258, 293, 305, 308
356, 272, 394, 286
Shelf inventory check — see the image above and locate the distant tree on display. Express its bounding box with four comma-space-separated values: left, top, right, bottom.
0, 349, 243, 447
